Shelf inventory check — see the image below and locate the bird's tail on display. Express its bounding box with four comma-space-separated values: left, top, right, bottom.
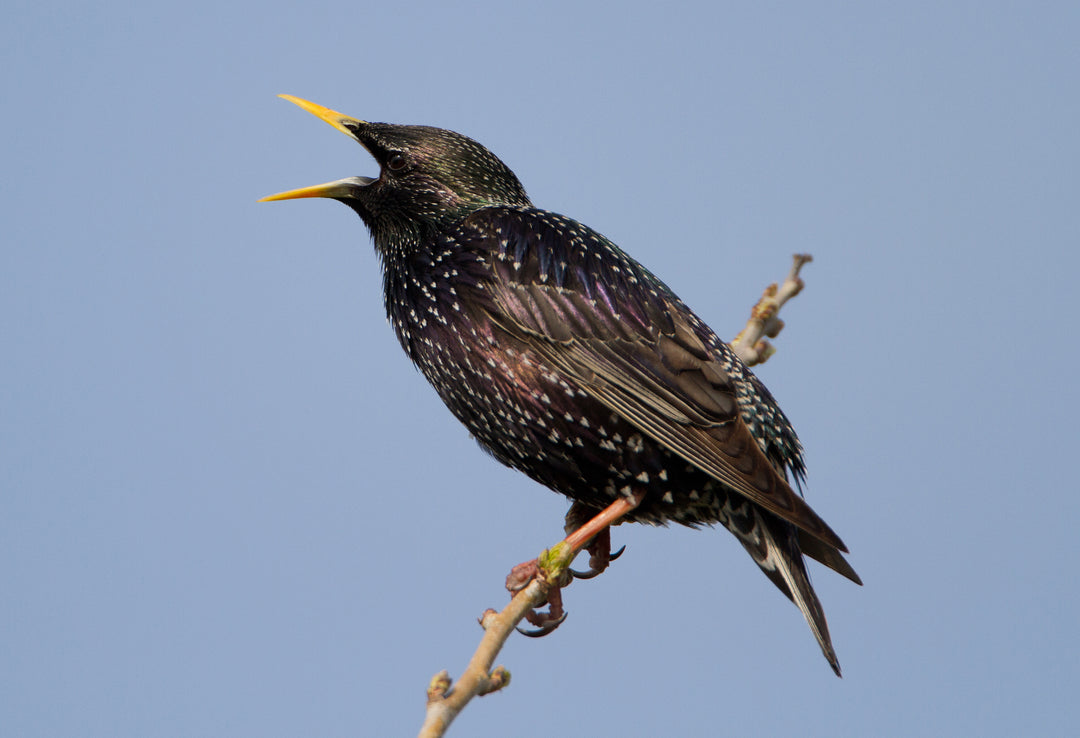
732, 507, 844, 676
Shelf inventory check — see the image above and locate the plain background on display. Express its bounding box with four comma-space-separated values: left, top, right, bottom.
3, 2, 1078, 736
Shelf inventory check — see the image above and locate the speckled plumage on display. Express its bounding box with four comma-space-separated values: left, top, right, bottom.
263, 98, 860, 676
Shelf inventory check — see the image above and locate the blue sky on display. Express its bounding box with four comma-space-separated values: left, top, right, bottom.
3, 2, 1078, 736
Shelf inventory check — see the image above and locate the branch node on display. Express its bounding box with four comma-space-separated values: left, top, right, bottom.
477, 666, 511, 696
478, 608, 500, 630
426, 670, 452, 705
537, 543, 574, 586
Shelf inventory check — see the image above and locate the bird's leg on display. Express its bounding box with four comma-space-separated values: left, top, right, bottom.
507, 491, 644, 637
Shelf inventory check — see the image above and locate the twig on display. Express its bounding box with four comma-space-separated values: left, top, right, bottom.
417, 580, 544, 738
417, 494, 643, 737
730, 254, 813, 366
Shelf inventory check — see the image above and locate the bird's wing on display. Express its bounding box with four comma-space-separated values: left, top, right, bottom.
465, 208, 850, 554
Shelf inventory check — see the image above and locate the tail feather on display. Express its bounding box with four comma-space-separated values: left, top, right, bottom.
730, 506, 846, 676
797, 529, 863, 586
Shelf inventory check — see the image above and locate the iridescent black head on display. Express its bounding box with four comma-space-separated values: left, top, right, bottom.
260, 95, 531, 249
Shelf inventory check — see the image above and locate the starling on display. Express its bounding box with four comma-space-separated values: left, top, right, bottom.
261, 96, 861, 676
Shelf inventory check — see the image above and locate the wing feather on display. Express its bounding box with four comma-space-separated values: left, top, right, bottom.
486, 274, 849, 552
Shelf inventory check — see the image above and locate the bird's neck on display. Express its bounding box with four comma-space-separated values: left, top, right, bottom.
368, 207, 475, 262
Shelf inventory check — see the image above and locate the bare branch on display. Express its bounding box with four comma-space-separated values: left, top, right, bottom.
417, 580, 544, 738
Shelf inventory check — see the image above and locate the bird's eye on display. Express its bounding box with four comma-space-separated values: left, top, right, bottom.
388, 153, 407, 171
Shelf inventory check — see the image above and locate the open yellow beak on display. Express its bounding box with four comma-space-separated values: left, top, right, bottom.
258, 179, 367, 202
259, 95, 369, 203
275, 94, 365, 138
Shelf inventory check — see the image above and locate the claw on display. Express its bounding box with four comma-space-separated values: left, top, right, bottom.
570, 545, 627, 579
567, 518, 625, 580
516, 611, 568, 637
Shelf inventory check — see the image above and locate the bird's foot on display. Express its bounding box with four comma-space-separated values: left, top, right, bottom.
561, 501, 627, 580
506, 546, 573, 637
506, 491, 645, 637
504, 559, 544, 593
519, 587, 568, 637
570, 526, 626, 580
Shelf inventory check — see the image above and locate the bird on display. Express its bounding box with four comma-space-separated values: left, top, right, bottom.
261, 95, 861, 676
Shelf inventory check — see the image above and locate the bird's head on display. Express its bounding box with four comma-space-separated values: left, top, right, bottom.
260, 95, 531, 249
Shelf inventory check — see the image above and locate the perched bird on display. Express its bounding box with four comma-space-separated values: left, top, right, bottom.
261, 96, 861, 675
